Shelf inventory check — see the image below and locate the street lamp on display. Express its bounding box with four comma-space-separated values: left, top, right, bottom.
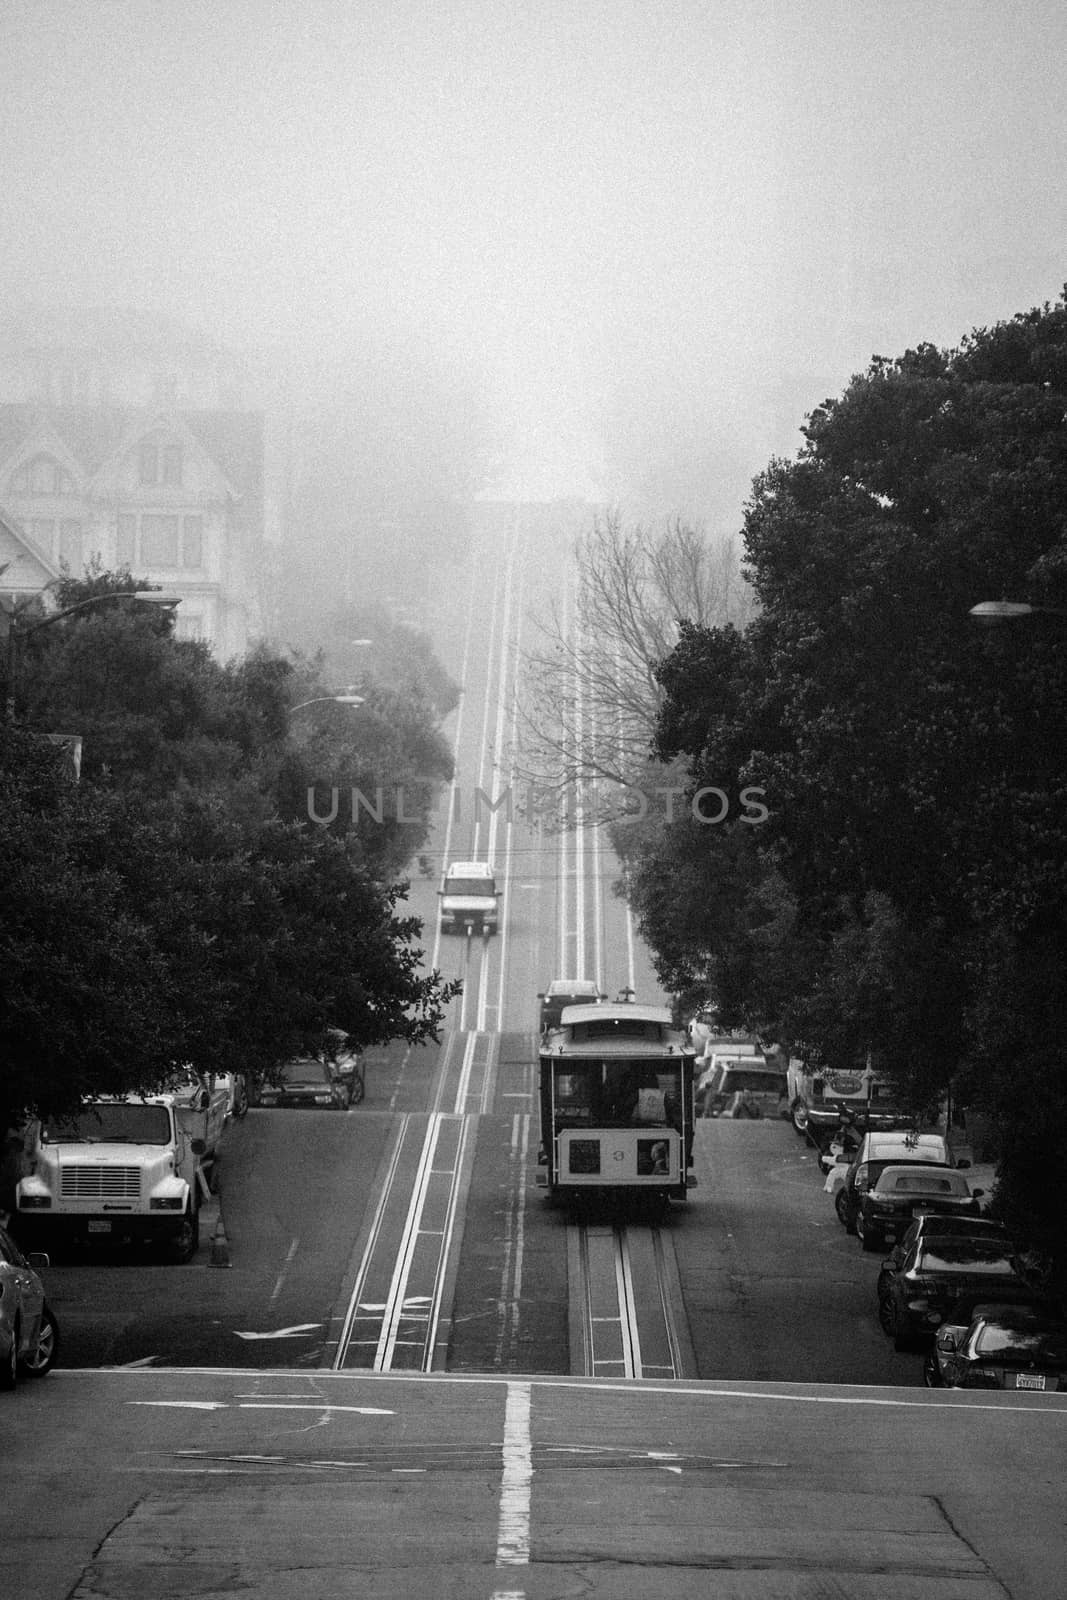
289, 693, 366, 715
2, 589, 182, 723
969, 601, 1067, 624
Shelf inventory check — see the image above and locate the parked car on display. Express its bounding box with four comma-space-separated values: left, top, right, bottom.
929, 1305, 1067, 1392
834, 1130, 957, 1236
853, 1164, 984, 1253
922, 1288, 1065, 1386
256, 1057, 353, 1110
538, 979, 605, 1033
697, 1058, 788, 1119
0, 1222, 58, 1389
877, 1234, 1025, 1350
877, 1214, 1014, 1302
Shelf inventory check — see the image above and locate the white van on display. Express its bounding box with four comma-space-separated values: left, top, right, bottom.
439, 860, 498, 936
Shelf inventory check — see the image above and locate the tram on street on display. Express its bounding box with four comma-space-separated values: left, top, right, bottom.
535, 1002, 698, 1205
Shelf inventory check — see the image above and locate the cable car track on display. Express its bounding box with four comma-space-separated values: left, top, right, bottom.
571, 1221, 691, 1380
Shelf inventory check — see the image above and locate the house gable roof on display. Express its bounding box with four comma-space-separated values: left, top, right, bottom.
0, 404, 263, 508
0, 509, 61, 594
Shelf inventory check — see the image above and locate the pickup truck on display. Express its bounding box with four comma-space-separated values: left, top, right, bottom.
16, 1076, 228, 1263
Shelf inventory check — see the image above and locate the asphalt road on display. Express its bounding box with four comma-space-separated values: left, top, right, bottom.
6, 1365, 1065, 1600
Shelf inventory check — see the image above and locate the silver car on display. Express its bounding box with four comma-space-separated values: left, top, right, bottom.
0, 1222, 59, 1389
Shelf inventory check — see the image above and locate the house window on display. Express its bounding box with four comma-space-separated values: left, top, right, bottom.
138, 434, 183, 487
10, 455, 75, 495
181, 515, 203, 568
58, 520, 83, 572
140, 514, 180, 566
117, 514, 137, 566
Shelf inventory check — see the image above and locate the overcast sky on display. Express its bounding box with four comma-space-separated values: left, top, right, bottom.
3, 0, 1064, 523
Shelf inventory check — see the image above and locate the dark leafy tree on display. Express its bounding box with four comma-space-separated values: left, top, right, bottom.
637, 292, 1067, 1257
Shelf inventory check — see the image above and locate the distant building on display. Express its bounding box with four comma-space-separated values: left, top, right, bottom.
0, 310, 264, 655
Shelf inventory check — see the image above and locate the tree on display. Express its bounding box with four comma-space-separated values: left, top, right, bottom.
1, 575, 461, 1123
641, 292, 1067, 1254
519, 512, 754, 808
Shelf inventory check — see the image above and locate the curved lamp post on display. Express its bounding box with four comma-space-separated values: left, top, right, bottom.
3, 589, 182, 723
289, 693, 366, 715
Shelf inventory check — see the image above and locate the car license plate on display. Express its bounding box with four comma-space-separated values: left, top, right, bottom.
1014, 1373, 1046, 1390
88, 1220, 112, 1234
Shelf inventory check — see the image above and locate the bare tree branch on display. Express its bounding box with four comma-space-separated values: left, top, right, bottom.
516, 511, 754, 812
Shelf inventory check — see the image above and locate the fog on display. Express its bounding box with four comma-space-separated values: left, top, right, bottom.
3, 0, 1065, 565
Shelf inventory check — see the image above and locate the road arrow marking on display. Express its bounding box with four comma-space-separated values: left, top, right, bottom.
131, 1401, 394, 1416
130, 1400, 229, 1410
233, 1323, 322, 1340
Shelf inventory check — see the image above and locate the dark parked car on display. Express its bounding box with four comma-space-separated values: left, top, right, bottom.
923, 1288, 1065, 1386
0, 1222, 58, 1389
853, 1164, 984, 1253
834, 1131, 956, 1241
929, 1305, 1067, 1392
878, 1235, 1024, 1350
877, 1214, 1013, 1303
256, 1058, 353, 1110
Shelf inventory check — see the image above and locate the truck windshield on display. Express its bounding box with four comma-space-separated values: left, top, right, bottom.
44, 1104, 172, 1144
446, 879, 496, 897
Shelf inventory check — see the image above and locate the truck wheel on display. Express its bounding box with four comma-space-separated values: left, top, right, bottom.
21, 1303, 58, 1378
171, 1202, 200, 1264
230, 1076, 249, 1119
790, 1099, 809, 1136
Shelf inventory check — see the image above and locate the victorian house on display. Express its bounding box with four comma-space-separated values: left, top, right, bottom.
0, 310, 264, 655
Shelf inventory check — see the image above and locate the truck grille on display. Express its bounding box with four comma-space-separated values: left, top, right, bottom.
60, 1166, 142, 1200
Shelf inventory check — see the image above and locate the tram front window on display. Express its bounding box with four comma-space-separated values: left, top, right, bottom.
553, 1062, 682, 1128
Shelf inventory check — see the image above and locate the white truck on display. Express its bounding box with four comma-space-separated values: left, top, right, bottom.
438, 860, 498, 936
16, 1076, 228, 1263
785, 1059, 910, 1139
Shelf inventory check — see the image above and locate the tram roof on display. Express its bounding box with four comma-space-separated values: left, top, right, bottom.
560, 1003, 672, 1026
543, 1002, 693, 1055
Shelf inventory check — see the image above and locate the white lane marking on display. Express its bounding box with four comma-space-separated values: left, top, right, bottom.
454, 1030, 479, 1111
237, 1403, 393, 1415
424, 1114, 472, 1370
496, 1380, 532, 1567
233, 1323, 321, 1340
117, 1355, 159, 1367
268, 1237, 299, 1304
430, 567, 478, 974
376, 1113, 459, 1371
492, 528, 527, 1032
485, 513, 516, 871
472, 534, 506, 860
332, 1115, 412, 1368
